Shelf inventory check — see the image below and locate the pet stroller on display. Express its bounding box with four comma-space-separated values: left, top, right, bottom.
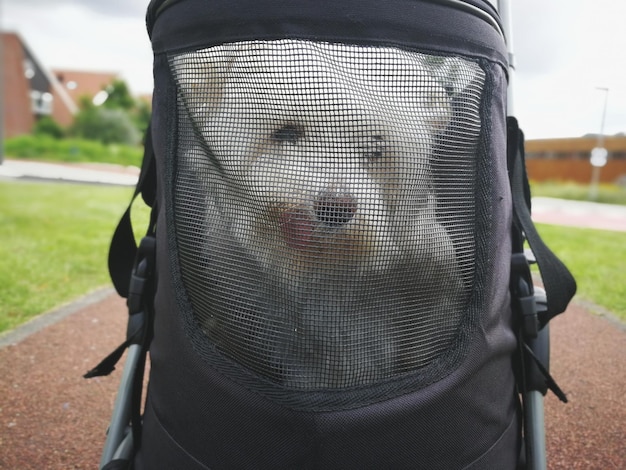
86, 0, 576, 468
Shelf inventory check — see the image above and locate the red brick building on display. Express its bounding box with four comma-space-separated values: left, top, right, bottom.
1, 32, 120, 137
525, 135, 626, 184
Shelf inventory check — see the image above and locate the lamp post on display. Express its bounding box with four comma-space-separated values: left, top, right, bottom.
589, 87, 609, 200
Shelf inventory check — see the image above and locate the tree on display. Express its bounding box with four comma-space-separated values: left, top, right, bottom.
69, 79, 149, 145
70, 106, 141, 146
102, 79, 136, 111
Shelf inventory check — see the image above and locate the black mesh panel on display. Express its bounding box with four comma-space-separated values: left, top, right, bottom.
169, 40, 484, 389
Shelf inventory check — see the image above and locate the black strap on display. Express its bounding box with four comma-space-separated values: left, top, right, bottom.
86, 124, 159, 460
108, 124, 157, 298
523, 342, 567, 403
86, 123, 157, 378
507, 117, 576, 327
84, 235, 157, 380
87, 122, 158, 376
83, 339, 131, 378
508, 119, 571, 470
101, 459, 132, 470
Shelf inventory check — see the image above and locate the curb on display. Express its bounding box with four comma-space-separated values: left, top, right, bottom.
0, 159, 139, 187
0, 287, 116, 349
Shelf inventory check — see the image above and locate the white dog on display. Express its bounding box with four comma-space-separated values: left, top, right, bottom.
172, 40, 482, 388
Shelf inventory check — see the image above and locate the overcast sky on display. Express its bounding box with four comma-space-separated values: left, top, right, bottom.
2, 0, 625, 139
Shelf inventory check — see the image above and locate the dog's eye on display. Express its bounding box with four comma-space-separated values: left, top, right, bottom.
366, 135, 386, 159
272, 124, 304, 144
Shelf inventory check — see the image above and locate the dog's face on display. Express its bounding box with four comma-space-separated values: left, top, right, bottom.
176, 41, 457, 276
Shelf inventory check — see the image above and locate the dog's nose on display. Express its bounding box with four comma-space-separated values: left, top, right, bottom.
314, 192, 358, 227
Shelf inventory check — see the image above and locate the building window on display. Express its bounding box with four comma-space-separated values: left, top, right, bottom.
612, 151, 626, 160
30, 90, 53, 115
23, 59, 35, 79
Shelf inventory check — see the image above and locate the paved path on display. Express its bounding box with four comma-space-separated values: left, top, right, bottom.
0, 292, 624, 469
2, 158, 625, 232
0, 291, 126, 469
531, 197, 626, 232
543, 303, 625, 469
0, 159, 139, 186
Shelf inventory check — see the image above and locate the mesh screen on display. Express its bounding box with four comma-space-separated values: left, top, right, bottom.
169, 40, 484, 389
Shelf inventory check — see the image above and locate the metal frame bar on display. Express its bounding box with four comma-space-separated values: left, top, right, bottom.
99, 345, 142, 469
498, 1, 548, 468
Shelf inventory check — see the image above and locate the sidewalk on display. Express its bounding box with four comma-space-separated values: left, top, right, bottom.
531, 196, 626, 232
2, 158, 625, 232
0, 291, 127, 469
0, 158, 139, 186
0, 290, 624, 469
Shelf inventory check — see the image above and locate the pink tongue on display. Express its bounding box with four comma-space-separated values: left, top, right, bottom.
280, 210, 314, 249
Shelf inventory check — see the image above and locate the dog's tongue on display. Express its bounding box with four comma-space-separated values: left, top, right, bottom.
280, 210, 314, 249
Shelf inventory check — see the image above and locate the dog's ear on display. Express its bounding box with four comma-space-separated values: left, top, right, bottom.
171, 46, 238, 122
424, 56, 478, 97
421, 84, 453, 134
419, 56, 484, 134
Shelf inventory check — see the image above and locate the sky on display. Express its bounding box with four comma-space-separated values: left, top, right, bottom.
2, 0, 625, 140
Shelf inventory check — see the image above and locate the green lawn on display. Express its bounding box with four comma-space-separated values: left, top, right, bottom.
530, 180, 626, 206
535, 224, 626, 321
0, 180, 149, 332
0, 180, 624, 334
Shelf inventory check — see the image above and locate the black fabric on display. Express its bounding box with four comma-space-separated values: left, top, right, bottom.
140, 206, 520, 469
148, 0, 507, 68
132, 27, 522, 466
507, 117, 577, 325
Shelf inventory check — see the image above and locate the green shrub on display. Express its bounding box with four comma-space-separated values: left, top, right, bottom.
33, 116, 65, 139
70, 106, 142, 146
3, 134, 143, 168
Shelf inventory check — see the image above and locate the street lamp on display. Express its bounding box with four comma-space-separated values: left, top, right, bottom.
589, 87, 609, 200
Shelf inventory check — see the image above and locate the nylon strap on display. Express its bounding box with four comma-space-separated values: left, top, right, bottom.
507, 116, 577, 326
108, 124, 157, 298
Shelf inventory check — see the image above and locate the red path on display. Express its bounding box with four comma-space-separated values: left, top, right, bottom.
0, 291, 624, 469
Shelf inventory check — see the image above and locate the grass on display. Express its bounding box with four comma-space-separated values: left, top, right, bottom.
530, 180, 626, 206
535, 224, 626, 322
0, 180, 150, 333
0, 180, 624, 334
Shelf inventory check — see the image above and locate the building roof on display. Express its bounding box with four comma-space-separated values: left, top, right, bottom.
53, 69, 120, 106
